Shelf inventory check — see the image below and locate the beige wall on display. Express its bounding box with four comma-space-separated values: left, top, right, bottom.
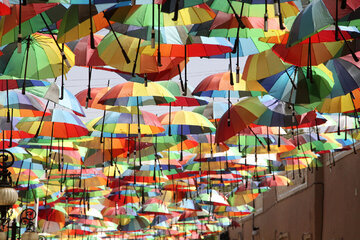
228, 149, 360, 240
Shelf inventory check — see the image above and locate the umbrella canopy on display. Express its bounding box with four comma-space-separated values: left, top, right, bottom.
98, 33, 185, 74
0, 90, 51, 117
98, 81, 176, 106
26, 82, 86, 117
93, 110, 165, 135
66, 34, 105, 67
159, 110, 216, 135
193, 72, 265, 98
287, 0, 360, 47
324, 53, 360, 98
257, 64, 334, 105
0, 33, 75, 80
57, 3, 111, 44
104, 3, 215, 27
16, 109, 88, 138
215, 96, 268, 143
0, 3, 67, 46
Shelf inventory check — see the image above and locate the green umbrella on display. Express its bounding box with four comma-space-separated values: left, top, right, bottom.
0, 33, 75, 94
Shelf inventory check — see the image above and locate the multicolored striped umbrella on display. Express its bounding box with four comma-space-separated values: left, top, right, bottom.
98, 82, 176, 106
16, 109, 88, 139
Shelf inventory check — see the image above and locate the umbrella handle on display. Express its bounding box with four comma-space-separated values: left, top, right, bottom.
18, 2, 22, 53
232, 28, 239, 54
171, 0, 180, 21
6, 80, 10, 123
157, 4, 162, 67
86, 66, 93, 109
276, 0, 285, 30
341, 0, 347, 9
89, 0, 96, 49
151, 29, 156, 48
229, 52, 234, 86
22, 37, 31, 95
264, 0, 268, 32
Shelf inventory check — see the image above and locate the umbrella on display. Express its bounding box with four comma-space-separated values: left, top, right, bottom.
104, 3, 215, 27
259, 175, 292, 187
98, 82, 176, 106
119, 216, 150, 232
193, 72, 265, 98
257, 64, 334, 105
57, 3, 112, 44
158, 110, 216, 135
157, 81, 209, 107
324, 52, 360, 98
0, 3, 67, 47
92, 110, 165, 136
0, 33, 75, 93
97, 32, 185, 75
272, 39, 355, 67
0, 90, 52, 118
215, 96, 268, 143
26, 82, 86, 117
0, 78, 50, 91
287, 0, 360, 47
16, 109, 88, 139
242, 49, 289, 81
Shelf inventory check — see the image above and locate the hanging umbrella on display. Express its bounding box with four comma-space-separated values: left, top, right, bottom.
215, 96, 268, 143
57, 3, 112, 44
92, 111, 165, 136
98, 81, 176, 106
242, 49, 289, 81
158, 110, 216, 135
259, 175, 292, 187
75, 86, 141, 113
0, 3, 67, 47
16, 109, 88, 139
26, 82, 86, 117
0, 78, 50, 91
206, 0, 299, 18
272, 39, 356, 67
119, 216, 150, 232
98, 33, 185, 75
0, 90, 51, 117
193, 72, 265, 98
287, 0, 360, 47
316, 88, 360, 113
0, 33, 75, 93
104, 3, 215, 27
66, 34, 105, 66
324, 52, 360, 98
157, 81, 208, 107
257, 64, 334, 105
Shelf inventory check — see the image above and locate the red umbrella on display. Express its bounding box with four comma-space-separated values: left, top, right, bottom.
67, 34, 105, 67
